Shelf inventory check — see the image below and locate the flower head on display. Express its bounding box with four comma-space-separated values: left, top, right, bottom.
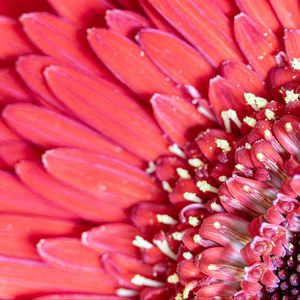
1, 0, 300, 299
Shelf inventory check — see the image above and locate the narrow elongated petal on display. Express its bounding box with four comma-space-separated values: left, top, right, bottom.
0, 141, 41, 167
0, 16, 35, 64
37, 238, 102, 270
35, 294, 128, 300
0, 214, 86, 259
0, 119, 21, 142
43, 148, 165, 204
0, 68, 31, 104
284, 29, 300, 59
44, 65, 169, 161
211, 0, 238, 17
106, 9, 151, 38
20, 13, 111, 77
3, 103, 142, 166
87, 28, 182, 99
16, 55, 68, 111
234, 13, 279, 79
0, 255, 117, 298
47, 0, 114, 27
138, 29, 214, 92
16, 161, 131, 222
221, 61, 266, 95
146, 0, 243, 67
82, 224, 140, 257
196, 284, 237, 300
270, 0, 300, 29
0, 170, 74, 218
235, 0, 281, 34
151, 94, 214, 146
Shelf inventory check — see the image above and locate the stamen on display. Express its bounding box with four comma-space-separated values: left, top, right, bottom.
265, 109, 275, 120
221, 109, 242, 133
215, 139, 231, 152
116, 288, 138, 297
161, 181, 173, 193
218, 175, 227, 182
285, 122, 293, 132
156, 214, 177, 225
183, 251, 193, 260
167, 273, 179, 284
183, 192, 202, 203
132, 235, 153, 249
291, 58, 300, 70
188, 158, 204, 168
244, 93, 267, 111
131, 274, 163, 287
193, 234, 202, 244
153, 236, 178, 260
145, 161, 156, 174
284, 89, 300, 103
243, 116, 257, 127
188, 216, 200, 227
168, 144, 186, 158
196, 180, 218, 193
172, 231, 183, 241
177, 168, 191, 179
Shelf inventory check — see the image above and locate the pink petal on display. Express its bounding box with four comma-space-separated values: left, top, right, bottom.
19, 12, 111, 77
221, 61, 267, 96
138, 29, 214, 93
0, 170, 75, 218
0, 118, 21, 142
44, 65, 169, 161
16, 160, 131, 222
82, 223, 140, 257
234, 13, 279, 79
270, 0, 300, 29
211, 0, 238, 17
146, 0, 243, 67
0, 141, 41, 167
151, 94, 214, 146
43, 148, 165, 204
35, 295, 128, 300
2, 103, 142, 166
16, 55, 68, 111
0, 16, 35, 65
0, 255, 117, 298
106, 9, 151, 38
0, 67, 31, 104
284, 29, 300, 59
47, 0, 114, 27
87, 28, 182, 99
196, 284, 237, 300
235, 0, 281, 34
0, 214, 87, 260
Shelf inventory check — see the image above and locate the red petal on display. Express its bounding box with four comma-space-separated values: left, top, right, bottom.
44, 65, 169, 161
16, 160, 130, 222
270, 0, 300, 29
0, 255, 117, 298
106, 9, 151, 38
87, 28, 182, 99
2, 103, 142, 166
0, 67, 31, 104
47, 0, 114, 27
151, 94, 214, 146
146, 0, 243, 67
138, 29, 214, 93
139, 0, 179, 35
0, 141, 41, 167
284, 29, 300, 60
35, 295, 128, 300
234, 13, 279, 79
0, 119, 21, 142
0, 16, 35, 66
20, 12, 111, 77
82, 223, 140, 257
37, 238, 102, 270
16, 55, 68, 111
235, 0, 281, 34
0, 170, 74, 218
115, 0, 141, 11
221, 61, 267, 96
43, 148, 165, 205
211, 0, 238, 17
0, 214, 86, 260
196, 284, 237, 300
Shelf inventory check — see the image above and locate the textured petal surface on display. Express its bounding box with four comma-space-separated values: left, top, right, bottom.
44, 65, 169, 161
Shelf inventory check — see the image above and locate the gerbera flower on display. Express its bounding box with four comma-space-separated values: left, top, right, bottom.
1, 0, 300, 299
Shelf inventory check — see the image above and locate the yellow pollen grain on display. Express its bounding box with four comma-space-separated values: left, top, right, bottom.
196, 180, 218, 193
264, 129, 272, 139
161, 181, 173, 193
215, 139, 231, 153
175, 293, 183, 300
172, 232, 183, 241
210, 202, 223, 212
167, 273, 179, 284
176, 168, 191, 179
213, 221, 221, 229
183, 251, 193, 260
208, 264, 219, 271
168, 144, 186, 158
244, 93, 267, 111
188, 158, 204, 168
156, 214, 177, 225
256, 153, 265, 162
219, 175, 227, 182
243, 116, 257, 127
183, 192, 202, 203
193, 234, 202, 244
284, 89, 300, 103
291, 58, 300, 70
235, 164, 245, 171
265, 109, 275, 120
188, 216, 200, 227
285, 122, 293, 131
